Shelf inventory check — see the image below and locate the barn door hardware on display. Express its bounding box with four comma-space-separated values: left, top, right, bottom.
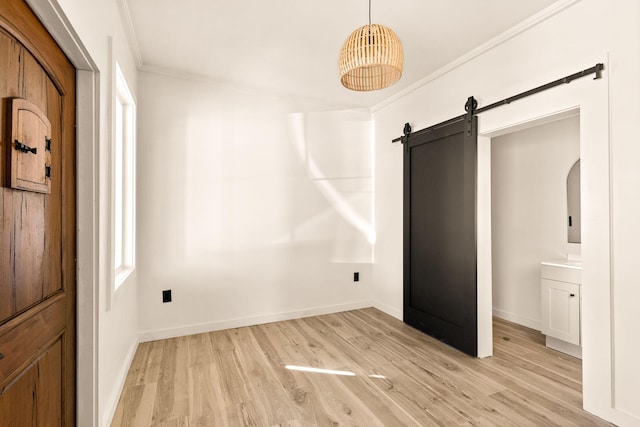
391, 62, 604, 143
464, 96, 477, 137
15, 140, 37, 154
391, 122, 412, 144
391, 122, 413, 153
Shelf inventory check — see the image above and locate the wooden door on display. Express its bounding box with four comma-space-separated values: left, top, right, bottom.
403, 117, 477, 356
0, 0, 76, 425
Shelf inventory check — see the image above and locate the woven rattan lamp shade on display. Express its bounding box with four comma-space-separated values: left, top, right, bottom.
339, 24, 403, 91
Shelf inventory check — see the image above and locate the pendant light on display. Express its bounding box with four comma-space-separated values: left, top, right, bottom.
338, 0, 404, 91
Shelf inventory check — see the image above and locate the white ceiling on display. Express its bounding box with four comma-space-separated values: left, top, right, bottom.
125, 0, 559, 109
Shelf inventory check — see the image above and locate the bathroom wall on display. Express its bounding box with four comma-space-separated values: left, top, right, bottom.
491, 116, 580, 329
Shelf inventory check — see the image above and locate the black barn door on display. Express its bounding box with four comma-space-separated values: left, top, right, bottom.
403, 116, 477, 356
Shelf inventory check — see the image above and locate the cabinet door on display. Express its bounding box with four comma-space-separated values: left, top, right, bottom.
541, 279, 580, 345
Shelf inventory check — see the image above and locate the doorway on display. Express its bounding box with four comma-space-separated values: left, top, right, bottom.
475, 74, 612, 417
491, 115, 580, 332
18, 0, 100, 425
488, 115, 584, 393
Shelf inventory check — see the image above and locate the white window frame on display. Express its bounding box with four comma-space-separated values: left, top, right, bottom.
112, 62, 136, 292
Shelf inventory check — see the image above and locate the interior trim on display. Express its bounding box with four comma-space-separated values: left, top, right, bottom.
26, 1, 100, 426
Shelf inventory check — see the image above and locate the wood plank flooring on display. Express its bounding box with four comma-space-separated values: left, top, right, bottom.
111, 309, 611, 426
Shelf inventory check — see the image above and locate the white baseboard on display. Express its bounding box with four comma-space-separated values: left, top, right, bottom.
139, 300, 373, 342
492, 308, 541, 331
372, 300, 402, 320
103, 338, 139, 427
545, 336, 582, 359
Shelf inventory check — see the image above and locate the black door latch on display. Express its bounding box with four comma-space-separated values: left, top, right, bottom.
15, 140, 37, 154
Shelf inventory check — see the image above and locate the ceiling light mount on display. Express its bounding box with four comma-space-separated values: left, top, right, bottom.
339, 0, 404, 92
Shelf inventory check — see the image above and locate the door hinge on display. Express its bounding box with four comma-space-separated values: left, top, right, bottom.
45, 138, 52, 151
45, 165, 51, 179
15, 140, 37, 154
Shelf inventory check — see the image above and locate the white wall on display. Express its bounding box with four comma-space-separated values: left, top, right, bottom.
491, 116, 580, 330
136, 71, 373, 340
36, 0, 140, 425
372, 0, 640, 424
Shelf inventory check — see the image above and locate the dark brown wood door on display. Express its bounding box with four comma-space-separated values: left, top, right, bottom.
403, 117, 477, 356
0, 0, 76, 425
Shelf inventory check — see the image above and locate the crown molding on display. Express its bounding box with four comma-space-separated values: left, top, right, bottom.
371, 0, 583, 113
139, 64, 368, 112
116, 0, 143, 67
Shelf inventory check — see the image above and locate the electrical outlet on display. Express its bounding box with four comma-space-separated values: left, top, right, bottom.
162, 289, 172, 303
354, 272, 359, 282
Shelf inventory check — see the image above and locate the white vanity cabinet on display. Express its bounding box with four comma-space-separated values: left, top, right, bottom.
540, 260, 582, 357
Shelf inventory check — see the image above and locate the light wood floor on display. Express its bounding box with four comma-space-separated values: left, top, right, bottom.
111, 308, 611, 426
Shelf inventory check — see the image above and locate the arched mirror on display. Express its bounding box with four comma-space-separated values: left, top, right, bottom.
567, 159, 581, 243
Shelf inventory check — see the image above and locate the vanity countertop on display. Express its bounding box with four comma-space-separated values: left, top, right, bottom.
541, 259, 582, 270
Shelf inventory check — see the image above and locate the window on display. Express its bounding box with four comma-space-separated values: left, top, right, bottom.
113, 63, 136, 289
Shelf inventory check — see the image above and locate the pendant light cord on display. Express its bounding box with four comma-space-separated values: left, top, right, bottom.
369, 0, 372, 26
